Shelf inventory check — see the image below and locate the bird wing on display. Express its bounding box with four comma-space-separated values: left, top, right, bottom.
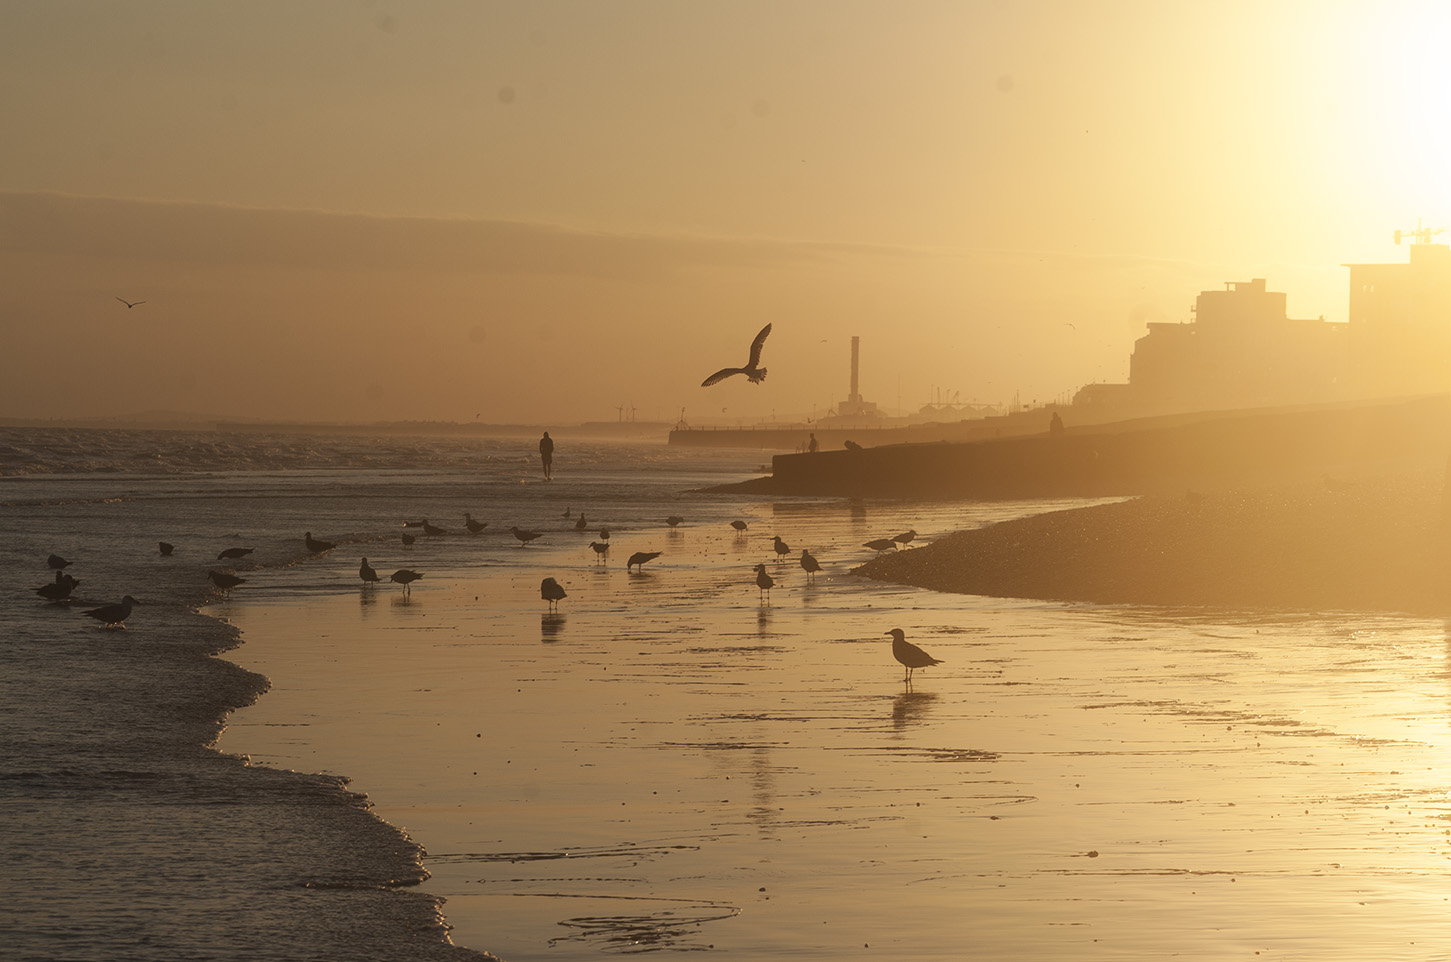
746, 323, 772, 368
701, 367, 743, 387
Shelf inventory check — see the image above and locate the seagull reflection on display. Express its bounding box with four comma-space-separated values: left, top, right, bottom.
541, 612, 566, 641
756, 606, 771, 637
891, 690, 938, 729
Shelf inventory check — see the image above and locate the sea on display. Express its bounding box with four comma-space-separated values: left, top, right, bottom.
7, 426, 1451, 961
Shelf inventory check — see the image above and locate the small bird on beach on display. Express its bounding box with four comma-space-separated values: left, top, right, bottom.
115, 297, 146, 308
510, 526, 542, 546
863, 538, 897, 555
305, 532, 335, 553
359, 557, 380, 586
217, 547, 254, 561
666, 515, 684, 527
800, 549, 822, 583
892, 529, 918, 548
208, 570, 246, 590
588, 541, 610, 562
390, 569, 423, 595
422, 519, 446, 536
540, 577, 567, 611
158, 541, 174, 556
887, 628, 943, 684
47, 554, 72, 570
753, 563, 775, 602
83, 595, 137, 628
401, 531, 416, 546
563, 508, 572, 518
464, 513, 487, 534
627, 551, 661, 571
730, 520, 748, 532
772, 535, 790, 561
36, 571, 79, 602
575, 514, 588, 530
701, 323, 771, 387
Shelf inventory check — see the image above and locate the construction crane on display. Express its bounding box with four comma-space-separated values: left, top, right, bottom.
1394, 219, 1448, 245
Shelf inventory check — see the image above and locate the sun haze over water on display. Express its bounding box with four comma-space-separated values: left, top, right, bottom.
2, 1, 1449, 425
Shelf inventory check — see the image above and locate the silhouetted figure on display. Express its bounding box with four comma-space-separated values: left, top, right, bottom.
36, 570, 79, 602
589, 541, 610, 562
753, 563, 775, 602
541, 577, 567, 611
666, 515, 684, 527
799, 549, 822, 583
701, 323, 771, 386
864, 538, 897, 555
730, 520, 748, 532
892, 529, 918, 548
115, 297, 146, 308
422, 519, 446, 536
401, 531, 415, 546
539, 431, 554, 480
359, 557, 380, 587
1049, 411, 1064, 436
844, 440, 862, 451
208, 570, 245, 590
808, 433, 819, 453
510, 526, 542, 546
158, 541, 174, 556
599, 528, 610, 540
627, 551, 661, 571
217, 547, 254, 561
464, 512, 487, 534
47, 554, 72, 570
390, 569, 423, 595
887, 628, 943, 685
83, 595, 137, 628
305, 531, 335, 553
575, 514, 588, 530
772, 535, 790, 561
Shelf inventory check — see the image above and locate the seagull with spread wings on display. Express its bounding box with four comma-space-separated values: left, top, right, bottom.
115, 297, 146, 308
701, 323, 771, 386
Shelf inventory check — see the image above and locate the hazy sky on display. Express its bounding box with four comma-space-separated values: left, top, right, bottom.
3, 0, 1449, 425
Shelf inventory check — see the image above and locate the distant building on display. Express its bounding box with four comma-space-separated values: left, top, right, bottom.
1345, 242, 1451, 398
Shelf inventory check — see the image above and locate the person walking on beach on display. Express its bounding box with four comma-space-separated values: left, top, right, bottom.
808, 432, 819, 453
539, 431, 554, 480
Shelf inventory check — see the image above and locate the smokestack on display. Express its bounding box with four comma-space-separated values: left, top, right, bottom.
849, 336, 861, 403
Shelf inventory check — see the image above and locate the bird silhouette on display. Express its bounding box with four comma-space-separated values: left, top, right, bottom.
47, 554, 72, 570
115, 297, 146, 308
892, 529, 918, 548
464, 513, 487, 534
36, 571, 79, 602
599, 528, 610, 540
305, 532, 335, 553
730, 520, 748, 532
575, 514, 588, 530
701, 323, 771, 386
863, 538, 897, 555
83, 595, 137, 627
422, 519, 446, 536
158, 541, 174, 556
627, 550, 662, 571
540, 577, 567, 611
390, 569, 423, 595
588, 541, 610, 562
510, 526, 542, 546
401, 531, 416, 546
887, 628, 943, 684
208, 570, 245, 590
217, 547, 254, 561
753, 563, 775, 602
359, 557, 380, 586
666, 515, 684, 527
772, 535, 790, 561
799, 549, 822, 583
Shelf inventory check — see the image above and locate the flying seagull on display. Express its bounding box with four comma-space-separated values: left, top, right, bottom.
701, 323, 771, 387
115, 297, 146, 308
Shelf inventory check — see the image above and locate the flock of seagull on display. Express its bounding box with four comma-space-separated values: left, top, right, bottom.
35, 511, 942, 683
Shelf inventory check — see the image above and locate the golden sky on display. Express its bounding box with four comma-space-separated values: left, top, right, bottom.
2, 0, 1449, 425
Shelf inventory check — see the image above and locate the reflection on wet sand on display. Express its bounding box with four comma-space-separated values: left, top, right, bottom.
891, 690, 938, 729
541, 613, 565, 641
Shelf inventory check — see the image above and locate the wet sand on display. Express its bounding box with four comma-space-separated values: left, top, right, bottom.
861, 471, 1451, 617
215, 497, 1451, 960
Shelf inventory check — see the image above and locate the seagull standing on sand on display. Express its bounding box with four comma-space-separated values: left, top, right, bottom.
799, 549, 822, 583
217, 547, 254, 561
510, 526, 542, 546
359, 557, 380, 586
666, 515, 684, 527
48, 554, 72, 570
158, 541, 174, 556
731, 520, 748, 533
305, 532, 335, 553
892, 529, 918, 548
701, 323, 772, 387
887, 628, 943, 684
753, 563, 775, 602
82, 595, 137, 628
772, 535, 791, 562
575, 514, 588, 530
863, 538, 897, 555
464, 513, 487, 534
36, 571, 79, 602
588, 541, 610, 563
627, 551, 661, 571
541, 577, 567, 611
401, 531, 415, 546
422, 519, 446, 536
390, 569, 423, 595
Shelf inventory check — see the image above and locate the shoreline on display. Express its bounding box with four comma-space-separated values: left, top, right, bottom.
856, 470, 1451, 617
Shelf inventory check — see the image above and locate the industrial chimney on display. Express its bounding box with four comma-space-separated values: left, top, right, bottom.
849, 336, 861, 405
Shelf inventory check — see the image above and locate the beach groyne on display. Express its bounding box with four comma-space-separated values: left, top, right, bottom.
721, 397, 1451, 500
